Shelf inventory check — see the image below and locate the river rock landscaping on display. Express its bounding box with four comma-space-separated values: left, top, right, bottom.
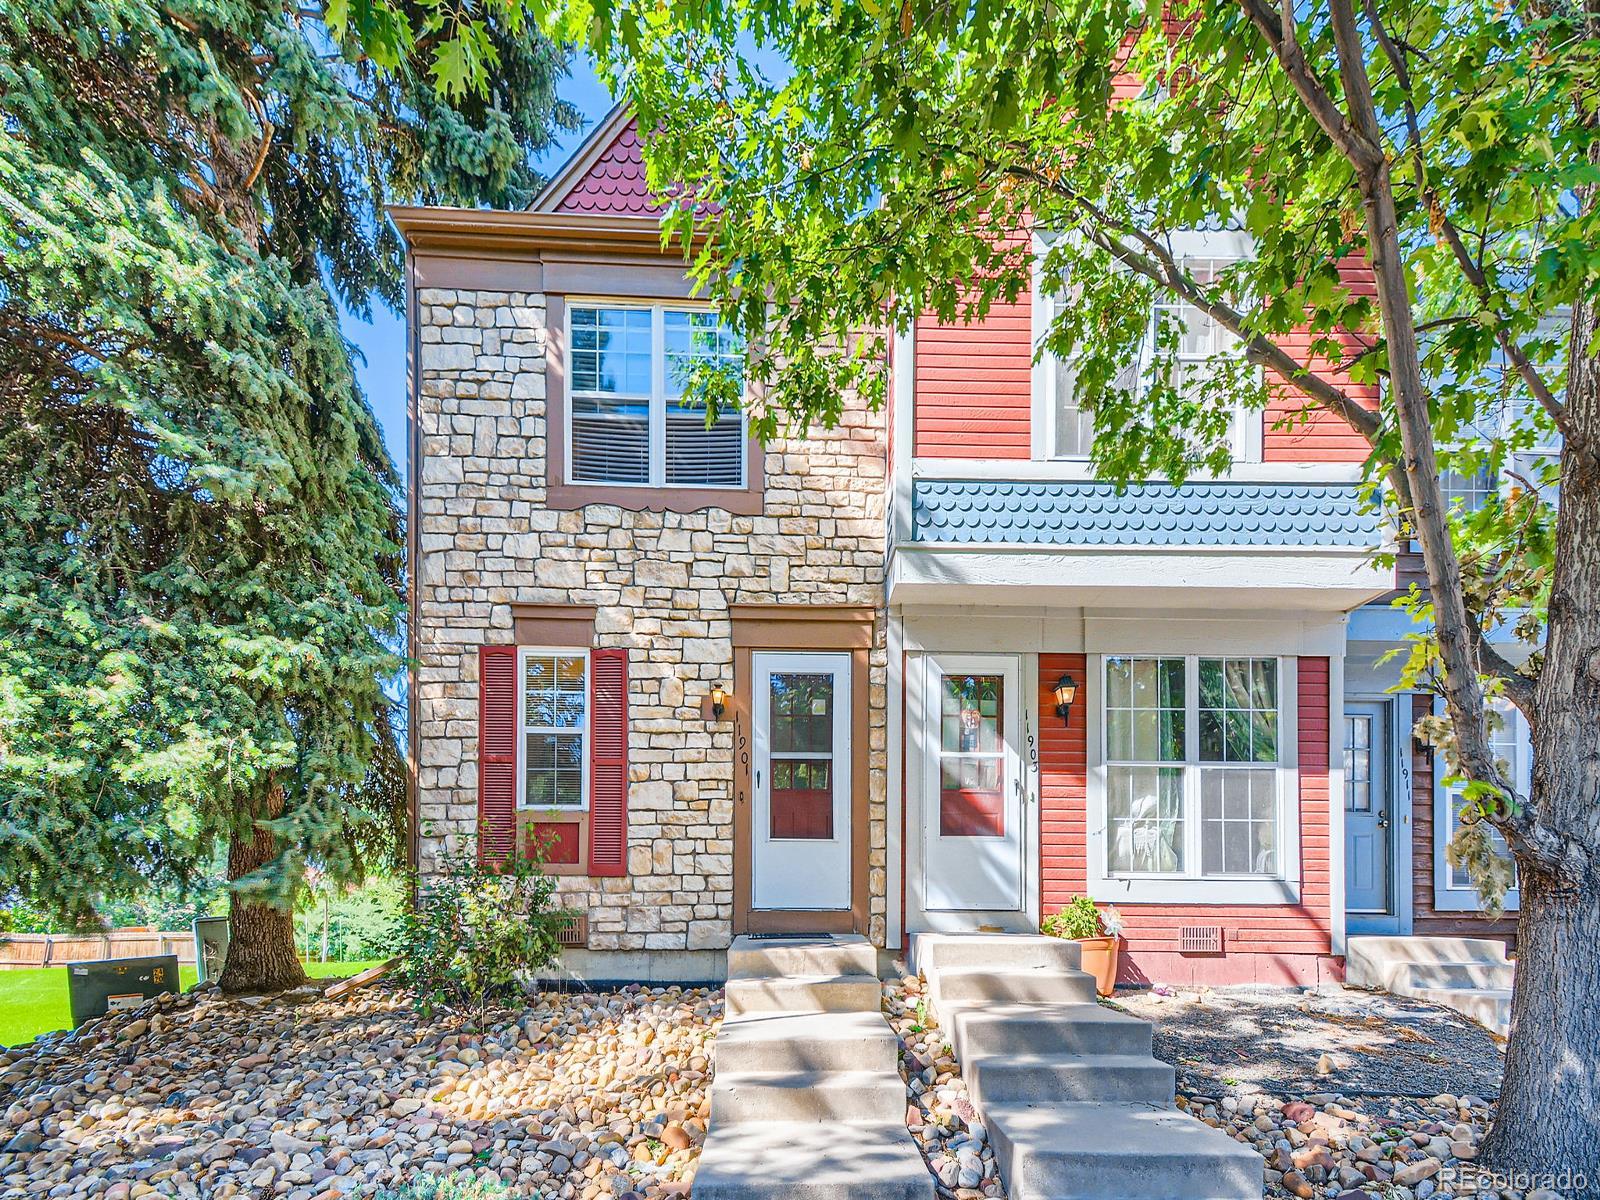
886, 974, 1524, 1200
883, 975, 1005, 1200
0, 981, 719, 1200
0, 972, 1534, 1200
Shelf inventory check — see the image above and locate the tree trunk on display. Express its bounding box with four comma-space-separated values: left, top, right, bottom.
1482, 869, 1600, 1193
1481, 229, 1600, 1194
217, 792, 306, 994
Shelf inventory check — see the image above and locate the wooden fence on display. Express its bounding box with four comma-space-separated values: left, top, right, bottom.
0, 930, 196, 968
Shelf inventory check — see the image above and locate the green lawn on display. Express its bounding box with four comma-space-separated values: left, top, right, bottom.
0, 960, 383, 1048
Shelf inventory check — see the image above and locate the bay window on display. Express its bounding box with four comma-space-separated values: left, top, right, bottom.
567, 303, 745, 488
1101, 655, 1291, 892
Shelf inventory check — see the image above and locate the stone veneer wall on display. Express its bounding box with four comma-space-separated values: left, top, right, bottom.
413, 286, 890, 952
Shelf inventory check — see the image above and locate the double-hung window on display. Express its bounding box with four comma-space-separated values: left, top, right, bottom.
567, 304, 746, 488
1102, 655, 1289, 887
518, 649, 587, 810
1435, 699, 1525, 911
1034, 231, 1259, 462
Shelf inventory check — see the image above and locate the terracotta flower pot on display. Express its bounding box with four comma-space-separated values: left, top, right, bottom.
1074, 934, 1120, 997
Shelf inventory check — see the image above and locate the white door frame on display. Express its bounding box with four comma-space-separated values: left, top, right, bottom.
1344, 693, 1412, 935
907, 651, 1036, 931
751, 651, 853, 911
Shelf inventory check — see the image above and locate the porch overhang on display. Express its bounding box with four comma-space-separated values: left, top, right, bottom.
894, 476, 1393, 610
888, 543, 1395, 611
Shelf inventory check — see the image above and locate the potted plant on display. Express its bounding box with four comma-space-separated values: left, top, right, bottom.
1041, 897, 1124, 997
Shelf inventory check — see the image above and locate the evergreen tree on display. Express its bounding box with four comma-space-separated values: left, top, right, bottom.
0, 1, 579, 990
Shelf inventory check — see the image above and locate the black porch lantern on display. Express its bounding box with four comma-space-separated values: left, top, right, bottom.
1053, 673, 1078, 726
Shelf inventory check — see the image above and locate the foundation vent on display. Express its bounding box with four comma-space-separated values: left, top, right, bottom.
555, 913, 589, 949
1179, 925, 1223, 954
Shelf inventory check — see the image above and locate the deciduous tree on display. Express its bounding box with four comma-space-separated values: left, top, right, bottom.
353, 0, 1598, 1177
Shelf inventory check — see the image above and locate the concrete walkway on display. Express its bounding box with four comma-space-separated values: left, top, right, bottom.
693, 934, 935, 1200
913, 933, 1262, 1200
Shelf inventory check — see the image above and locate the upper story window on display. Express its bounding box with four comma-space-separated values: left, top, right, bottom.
1440, 463, 1499, 512
567, 304, 746, 488
1035, 231, 1260, 463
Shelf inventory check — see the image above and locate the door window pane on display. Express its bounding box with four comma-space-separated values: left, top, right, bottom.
1344, 714, 1373, 812
769, 673, 835, 839
938, 673, 1006, 836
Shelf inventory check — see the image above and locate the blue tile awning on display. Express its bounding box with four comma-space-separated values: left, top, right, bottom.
911, 479, 1380, 548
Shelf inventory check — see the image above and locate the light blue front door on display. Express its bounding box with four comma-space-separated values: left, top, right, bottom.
1344, 702, 1392, 916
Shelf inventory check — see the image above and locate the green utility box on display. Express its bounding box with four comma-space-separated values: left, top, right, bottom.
193, 915, 230, 984
66, 954, 180, 1027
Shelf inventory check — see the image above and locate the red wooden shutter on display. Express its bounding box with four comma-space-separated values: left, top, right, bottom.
588, 648, 630, 877
478, 645, 519, 867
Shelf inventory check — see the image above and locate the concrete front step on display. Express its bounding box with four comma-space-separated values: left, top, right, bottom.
727, 933, 878, 980
1385, 959, 1515, 992
942, 1001, 1154, 1061
966, 1053, 1174, 1107
1413, 986, 1514, 1035
692, 1120, 936, 1200
929, 965, 1098, 1007
725, 973, 883, 1018
1345, 935, 1509, 986
983, 1100, 1263, 1200
711, 1068, 909, 1125
911, 932, 1082, 974
715, 1010, 899, 1075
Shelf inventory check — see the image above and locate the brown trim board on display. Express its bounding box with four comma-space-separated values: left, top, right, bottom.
730, 606, 876, 938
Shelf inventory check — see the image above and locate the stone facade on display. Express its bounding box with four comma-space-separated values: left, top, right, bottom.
413, 285, 890, 954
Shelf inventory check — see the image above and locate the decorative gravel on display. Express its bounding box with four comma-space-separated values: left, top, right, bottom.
883, 975, 1005, 1200
1110, 986, 1505, 1100
0, 980, 720, 1199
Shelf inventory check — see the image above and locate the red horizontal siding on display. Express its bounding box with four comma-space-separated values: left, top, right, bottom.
1263, 256, 1379, 464
911, 234, 1381, 467
913, 293, 1034, 460
1037, 653, 1337, 986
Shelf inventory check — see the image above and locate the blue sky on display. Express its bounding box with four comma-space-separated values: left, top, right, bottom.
344, 56, 616, 480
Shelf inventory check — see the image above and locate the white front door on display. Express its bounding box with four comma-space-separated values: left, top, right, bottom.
752, 652, 852, 911
1344, 701, 1393, 914
923, 654, 1025, 912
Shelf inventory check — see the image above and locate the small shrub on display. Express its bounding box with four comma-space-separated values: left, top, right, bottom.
397, 827, 576, 1018
372, 1175, 507, 1200
1041, 896, 1123, 940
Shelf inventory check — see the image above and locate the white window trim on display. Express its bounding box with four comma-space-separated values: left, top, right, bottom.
1085, 652, 1303, 905
515, 646, 590, 812
1431, 695, 1524, 913
1031, 232, 1089, 462
563, 299, 747, 490
1031, 229, 1263, 466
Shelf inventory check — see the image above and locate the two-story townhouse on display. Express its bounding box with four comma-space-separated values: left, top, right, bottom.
398, 103, 1527, 989
396, 106, 891, 981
